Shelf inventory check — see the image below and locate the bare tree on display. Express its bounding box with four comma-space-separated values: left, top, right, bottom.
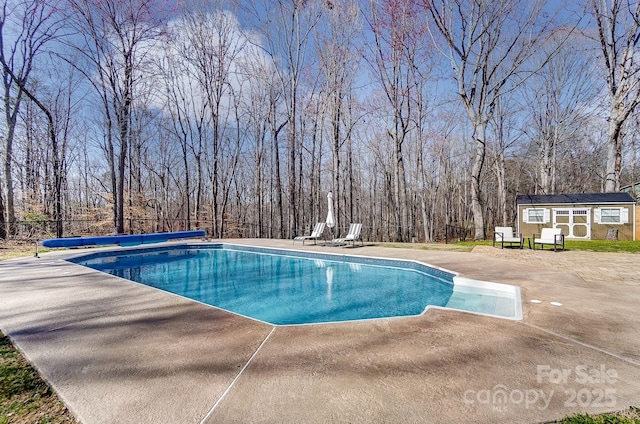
245, 0, 322, 237
238, 53, 272, 236
175, 6, 246, 238
367, 0, 429, 241
158, 43, 199, 230
0, 172, 4, 238
65, 0, 167, 234
317, 0, 361, 234
486, 94, 524, 226
2, 74, 67, 236
0, 0, 61, 235
426, 0, 555, 239
591, 0, 640, 192
2, 50, 80, 240
523, 31, 600, 194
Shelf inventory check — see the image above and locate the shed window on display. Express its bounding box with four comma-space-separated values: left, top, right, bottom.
523, 208, 549, 224
594, 207, 629, 224
601, 208, 620, 223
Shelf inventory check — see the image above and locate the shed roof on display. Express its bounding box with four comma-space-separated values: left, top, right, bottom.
516, 192, 636, 205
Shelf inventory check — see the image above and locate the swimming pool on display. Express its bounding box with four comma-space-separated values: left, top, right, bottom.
69, 244, 522, 324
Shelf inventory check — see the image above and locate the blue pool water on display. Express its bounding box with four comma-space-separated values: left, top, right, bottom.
69, 244, 520, 324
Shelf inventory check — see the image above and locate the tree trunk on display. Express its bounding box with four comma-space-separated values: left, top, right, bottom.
332, 97, 341, 234
346, 123, 354, 224
0, 177, 5, 239
272, 110, 285, 239
116, 132, 127, 234
3, 98, 17, 229
212, 115, 220, 238
540, 133, 551, 193
417, 140, 431, 242
604, 112, 623, 192
115, 60, 133, 235
471, 123, 487, 240
288, 95, 297, 239
593, 0, 640, 192
195, 147, 203, 228
181, 137, 191, 230
495, 153, 507, 226
395, 140, 408, 242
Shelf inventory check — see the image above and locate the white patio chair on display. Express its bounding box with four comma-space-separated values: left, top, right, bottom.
293, 222, 326, 245
492, 226, 523, 249
332, 223, 363, 247
533, 228, 564, 251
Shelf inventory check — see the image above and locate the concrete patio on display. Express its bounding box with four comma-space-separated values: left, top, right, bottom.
1, 239, 639, 423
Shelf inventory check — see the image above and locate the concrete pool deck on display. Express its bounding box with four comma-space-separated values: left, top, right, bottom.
0, 239, 639, 423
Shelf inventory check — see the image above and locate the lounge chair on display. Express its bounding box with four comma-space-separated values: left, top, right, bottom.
293, 222, 326, 245
332, 223, 363, 247
492, 226, 523, 249
532, 228, 564, 251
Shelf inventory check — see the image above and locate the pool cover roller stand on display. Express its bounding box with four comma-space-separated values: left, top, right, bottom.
41, 230, 206, 248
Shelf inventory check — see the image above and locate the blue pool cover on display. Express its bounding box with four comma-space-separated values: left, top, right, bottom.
42, 230, 206, 248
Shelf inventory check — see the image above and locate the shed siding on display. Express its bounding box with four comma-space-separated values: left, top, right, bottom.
517, 203, 635, 241
636, 206, 640, 241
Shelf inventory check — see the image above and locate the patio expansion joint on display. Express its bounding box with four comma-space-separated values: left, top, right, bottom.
522, 322, 640, 368
198, 325, 277, 424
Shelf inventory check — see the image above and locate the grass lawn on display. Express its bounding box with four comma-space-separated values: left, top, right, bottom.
555, 408, 640, 423
450, 239, 640, 253
376, 239, 640, 253
0, 335, 77, 424
0, 243, 43, 262
561, 240, 640, 253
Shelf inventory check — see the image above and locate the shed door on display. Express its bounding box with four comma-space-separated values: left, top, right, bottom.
553, 208, 591, 239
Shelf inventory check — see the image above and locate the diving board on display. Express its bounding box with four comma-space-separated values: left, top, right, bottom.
42, 230, 206, 248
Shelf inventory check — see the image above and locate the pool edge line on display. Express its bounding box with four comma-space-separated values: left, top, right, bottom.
220, 242, 524, 321
60, 241, 523, 322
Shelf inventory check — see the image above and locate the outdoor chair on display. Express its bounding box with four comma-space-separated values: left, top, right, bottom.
332, 223, 363, 247
293, 222, 326, 245
532, 228, 565, 251
492, 226, 523, 249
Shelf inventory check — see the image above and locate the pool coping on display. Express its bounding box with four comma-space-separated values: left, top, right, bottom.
2, 239, 640, 424
66, 242, 523, 322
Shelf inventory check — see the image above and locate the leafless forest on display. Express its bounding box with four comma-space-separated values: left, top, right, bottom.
1, 0, 640, 242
